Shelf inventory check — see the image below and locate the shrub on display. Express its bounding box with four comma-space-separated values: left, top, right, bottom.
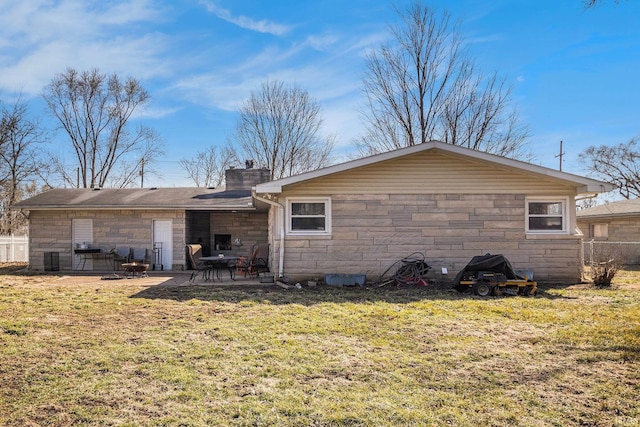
587, 242, 629, 287
590, 259, 619, 287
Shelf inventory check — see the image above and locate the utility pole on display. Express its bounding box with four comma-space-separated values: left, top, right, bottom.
555, 140, 565, 171
140, 158, 145, 188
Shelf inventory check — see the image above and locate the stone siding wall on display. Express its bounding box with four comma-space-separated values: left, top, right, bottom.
607, 217, 640, 242
28, 210, 185, 271
209, 212, 268, 259
279, 194, 583, 284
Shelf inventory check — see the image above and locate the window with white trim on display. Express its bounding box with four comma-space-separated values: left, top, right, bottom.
287, 198, 331, 235
526, 198, 568, 233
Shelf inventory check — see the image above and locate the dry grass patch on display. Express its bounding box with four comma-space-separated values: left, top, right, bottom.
0, 265, 638, 426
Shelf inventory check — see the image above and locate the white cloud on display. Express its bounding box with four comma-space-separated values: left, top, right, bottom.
171, 72, 259, 113
0, 34, 170, 97
0, 0, 373, 151
232, 44, 306, 75
303, 34, 339, 52
171, 52, 363, 113
198, 1, 292, 36
134, 104, 182, 120
0, 0, 168, 97
0, 0, 161, 46
466, 33, 503, 45
171, 59, 365, 149
166, 22, 371, 142
98, 0, 163, 25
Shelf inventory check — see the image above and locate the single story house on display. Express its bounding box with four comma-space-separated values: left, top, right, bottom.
13, 168, 272, 271
253, 141, 611, 284
577, 198, 640, 265
15, 141, 611, 283
577, 198, 640, 241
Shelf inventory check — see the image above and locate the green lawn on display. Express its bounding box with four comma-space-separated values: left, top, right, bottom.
0, 266, 638, 426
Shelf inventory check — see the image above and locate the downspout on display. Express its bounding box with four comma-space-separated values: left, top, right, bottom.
252, 190, 285, 279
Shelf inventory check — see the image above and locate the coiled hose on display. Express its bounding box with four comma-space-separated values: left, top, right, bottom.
377, 252, 430, 286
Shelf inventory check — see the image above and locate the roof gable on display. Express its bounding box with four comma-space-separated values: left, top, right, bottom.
255, 141, 612, 195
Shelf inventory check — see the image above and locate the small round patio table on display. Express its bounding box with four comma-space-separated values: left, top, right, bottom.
121, 262, 149, 278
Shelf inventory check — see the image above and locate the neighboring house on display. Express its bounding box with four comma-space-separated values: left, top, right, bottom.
577, 198, 640, 265
13, 168, 271, 271
577, 198, 640, 241
253, 141, 612, 284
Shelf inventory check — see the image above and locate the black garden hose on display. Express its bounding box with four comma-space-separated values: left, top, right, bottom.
377, 252, 430, 286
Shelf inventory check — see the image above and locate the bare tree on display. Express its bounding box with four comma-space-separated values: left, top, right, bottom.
357, 2, 529, 158
584, 0, 622, 8
42, 68, 163, 188
180, 145, 234, 188
231, 81, 335, 180
103, 138, 164, 189
0, 97, 46, 234
579, 138, 640, 199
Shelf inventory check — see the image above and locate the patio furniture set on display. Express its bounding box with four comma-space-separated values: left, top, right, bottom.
186, 243, 269, 283
74, 246, 150, 278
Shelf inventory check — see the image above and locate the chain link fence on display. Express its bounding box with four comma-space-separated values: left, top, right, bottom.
583, 240, 640, 266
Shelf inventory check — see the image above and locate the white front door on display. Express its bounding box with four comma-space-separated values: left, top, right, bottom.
152, 220, 173, 271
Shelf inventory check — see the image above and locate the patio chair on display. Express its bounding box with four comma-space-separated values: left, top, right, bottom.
245, 243, 269, 278
130, 248, 147, 264
236, 256, 248, 277
186, 244, 210, 282
111, 247, 131, 270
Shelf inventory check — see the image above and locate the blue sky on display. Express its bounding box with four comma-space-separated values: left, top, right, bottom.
1, 0, 639, 187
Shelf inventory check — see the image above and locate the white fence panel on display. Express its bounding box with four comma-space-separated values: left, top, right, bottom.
0, 235, 29, 262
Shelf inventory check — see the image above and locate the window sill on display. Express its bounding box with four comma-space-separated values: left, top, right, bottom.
525, 232, 581, 240
286, 233, 332, 240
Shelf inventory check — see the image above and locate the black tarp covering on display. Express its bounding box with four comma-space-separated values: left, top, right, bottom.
453, 253, 524, 285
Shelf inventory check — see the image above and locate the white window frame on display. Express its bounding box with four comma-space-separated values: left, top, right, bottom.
286, 197, 332, 236
525, 197, 569, 234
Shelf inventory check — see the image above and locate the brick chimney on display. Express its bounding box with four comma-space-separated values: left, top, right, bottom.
225, 164, 271, 191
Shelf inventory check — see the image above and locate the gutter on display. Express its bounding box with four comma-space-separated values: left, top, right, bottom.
13, 206, 257, 211
575, 194, 599, 202
252, 190, 285, 279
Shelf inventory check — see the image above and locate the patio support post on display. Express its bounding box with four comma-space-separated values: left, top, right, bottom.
252, 190, 285, 278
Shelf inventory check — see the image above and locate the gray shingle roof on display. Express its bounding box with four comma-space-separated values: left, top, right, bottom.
577, 198, 640, 219
12, 188, 257, 211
